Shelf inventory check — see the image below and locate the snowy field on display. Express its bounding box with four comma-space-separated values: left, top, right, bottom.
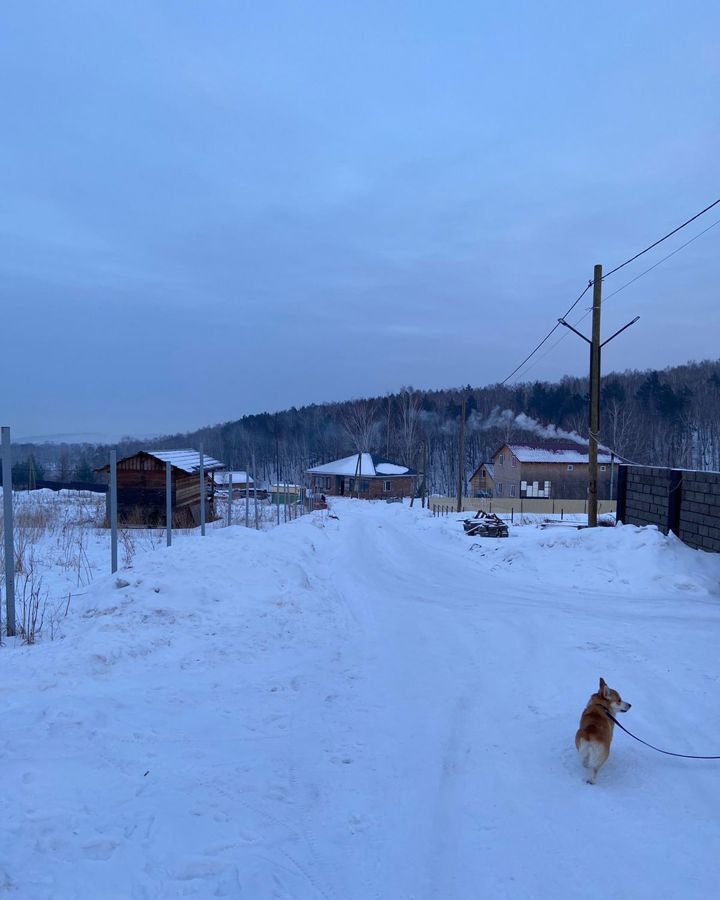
1, 497, 720, 898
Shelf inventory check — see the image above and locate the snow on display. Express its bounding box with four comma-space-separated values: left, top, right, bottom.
508, 444, 614, 464
145, 449, 224, 473
374, 462, 409, 475
212, 471, 253, 486
1, 497, 720, 898
307, 453, 410, 477
307, 453, 376, 476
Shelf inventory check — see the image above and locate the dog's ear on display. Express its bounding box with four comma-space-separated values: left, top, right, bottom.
599, 677, 607, 697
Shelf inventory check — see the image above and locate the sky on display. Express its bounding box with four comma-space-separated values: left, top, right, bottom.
1, 0, 719, 442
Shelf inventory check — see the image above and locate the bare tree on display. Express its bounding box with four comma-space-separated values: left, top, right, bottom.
340, 399, 379, 453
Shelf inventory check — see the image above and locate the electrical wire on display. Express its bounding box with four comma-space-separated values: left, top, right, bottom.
603, 197, 720, 279
499, 198, 720, 386
499, 281, 592, 385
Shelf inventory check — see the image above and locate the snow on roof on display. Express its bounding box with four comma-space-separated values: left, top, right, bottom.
504, 443, 613, 465
146, 449, 224, 473
212, 471, 253, 485
307, 453, 413, 477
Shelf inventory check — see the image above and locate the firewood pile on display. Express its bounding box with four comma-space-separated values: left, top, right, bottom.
462, 509, 509, 538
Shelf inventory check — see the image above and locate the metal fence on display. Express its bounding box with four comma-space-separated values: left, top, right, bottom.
1, 428, 319, 638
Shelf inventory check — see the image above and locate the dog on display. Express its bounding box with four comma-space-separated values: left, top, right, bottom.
575, 677, 631, 783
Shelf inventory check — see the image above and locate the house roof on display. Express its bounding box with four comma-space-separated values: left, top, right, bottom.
497, 440, 613, 465
307, 453, 416, 477
212, 471, 254, 485
146, 450, 225, 473
97, 449, 224, 475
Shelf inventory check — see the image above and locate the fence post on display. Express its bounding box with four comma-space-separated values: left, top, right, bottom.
227, 471, 232, 526
253, 454, 259, 530
511, 507, 514, 524
199, 444, 206, 536
166, 461, 172, 547
1, 426, 16, 636
245, 464, 250, 528
109, 449, 118, 574
615, 465, 628, 523
667, 469, 682, 537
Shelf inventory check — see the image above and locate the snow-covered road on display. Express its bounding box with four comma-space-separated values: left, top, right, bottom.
2, 499, 719, 898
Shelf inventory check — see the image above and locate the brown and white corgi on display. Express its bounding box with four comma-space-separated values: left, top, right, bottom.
575, 677, 631, 784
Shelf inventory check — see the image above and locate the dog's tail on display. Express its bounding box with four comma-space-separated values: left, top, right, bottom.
577, 738, 606, 770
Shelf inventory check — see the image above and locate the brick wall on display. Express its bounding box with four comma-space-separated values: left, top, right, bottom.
617, 465, 720, 553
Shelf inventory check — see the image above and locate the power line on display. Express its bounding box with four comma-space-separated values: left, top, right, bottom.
499, 197, 720, 385
603, 197, 720, 279
499, 281, 592, 385
509, 216, 720, 384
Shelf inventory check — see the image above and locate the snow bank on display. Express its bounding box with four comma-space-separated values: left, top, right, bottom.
1, 498, 719, 898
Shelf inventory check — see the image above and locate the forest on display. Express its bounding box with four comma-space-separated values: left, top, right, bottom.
8, 358, 720, 496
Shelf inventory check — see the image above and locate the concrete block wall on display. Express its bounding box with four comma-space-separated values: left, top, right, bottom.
678, 471, 720, 553
622, 467, 672, 531
619, 465, 720, 553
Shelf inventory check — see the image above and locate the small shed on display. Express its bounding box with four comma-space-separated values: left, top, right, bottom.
97, 449, 224, 526
269, 483, 305, 504
468, 463, 496, 497
213, 471, 254, 496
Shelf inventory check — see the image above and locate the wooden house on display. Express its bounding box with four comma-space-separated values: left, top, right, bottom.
468, 463, 496, 497
97, 449, 224, 526
307, 453, 417, 499
488, 440, 615, 500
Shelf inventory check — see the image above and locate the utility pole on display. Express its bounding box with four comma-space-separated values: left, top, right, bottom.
456, 397, 466, 513
588, 264, 602, 527
559, 266, 639, 527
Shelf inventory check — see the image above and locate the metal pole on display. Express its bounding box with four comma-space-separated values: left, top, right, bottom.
2, 426, 16, 636
166, 461, 172, 547
227, 470, 232, 526
456, 397, 466, 513
252, 452, 259, 530
199, 444, 206, 536
245, 464, 250, 528
588, 264, 602, 527
109, 449, 118, 574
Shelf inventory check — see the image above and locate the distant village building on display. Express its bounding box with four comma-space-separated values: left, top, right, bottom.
269, 484, 305, 505
468, 463, 495, 497
97, 449, 224, 526
470, 440, 615, 500
212, 471, 254, 496
307, 453, 417, 500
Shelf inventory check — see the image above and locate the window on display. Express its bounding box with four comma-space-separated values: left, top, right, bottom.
498, 454, 504, 465
600, 465, 607, 471
360, 480, 370, 492
348, 479, 355, 492
510, 485, 516, 497
497, 483, 503, 495
383, 480, 391, 492
567, 464, 574, 471
511, 456, 517, 467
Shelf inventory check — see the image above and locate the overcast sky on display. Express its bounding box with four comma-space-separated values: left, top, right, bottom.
1, 1, 718, 441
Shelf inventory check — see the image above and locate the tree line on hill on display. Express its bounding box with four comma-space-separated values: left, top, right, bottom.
7, 358, 720, 495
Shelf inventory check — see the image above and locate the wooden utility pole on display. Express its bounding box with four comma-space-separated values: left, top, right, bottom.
559, 267, 638, 529
588, 264, 602, 528
456, 397, 466, 513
